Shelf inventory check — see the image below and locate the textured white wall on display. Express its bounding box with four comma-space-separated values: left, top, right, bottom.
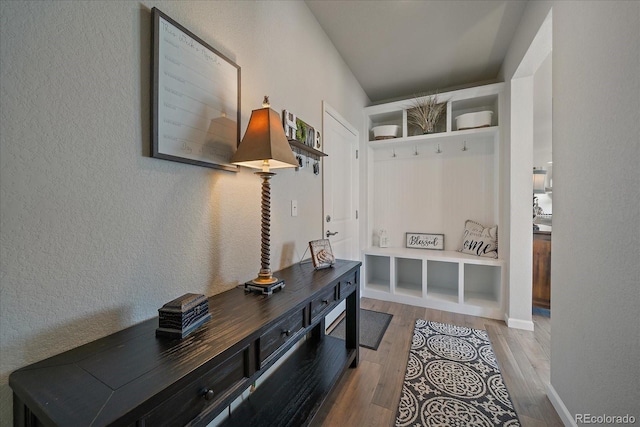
502, 0, 640, 421
550, 1, 639, 419
0, 1, 368, 424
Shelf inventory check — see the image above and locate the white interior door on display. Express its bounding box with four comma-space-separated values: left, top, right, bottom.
322, 103, 359, 261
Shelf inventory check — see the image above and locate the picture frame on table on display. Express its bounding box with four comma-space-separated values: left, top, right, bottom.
309, 239, 336, 269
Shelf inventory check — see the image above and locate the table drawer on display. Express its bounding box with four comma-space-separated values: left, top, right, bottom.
339, 270, 358, 298
310, 286, 338, 322
259, 309, 305, 366
143, 347, 247, 426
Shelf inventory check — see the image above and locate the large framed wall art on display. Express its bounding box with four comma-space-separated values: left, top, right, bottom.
151, 8, 241, 171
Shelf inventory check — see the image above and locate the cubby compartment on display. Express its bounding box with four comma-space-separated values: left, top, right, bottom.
406, 103, 447, 137
365, 254, 391, 292
426, 260, 459, 303
464, 264, 501, 305
451, 94, 499, 130
395, 257, 423, 297
361, 249, 505, 319
368, 111, 403, 141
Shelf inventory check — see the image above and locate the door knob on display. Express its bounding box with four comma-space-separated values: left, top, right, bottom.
326, 230, 338, 237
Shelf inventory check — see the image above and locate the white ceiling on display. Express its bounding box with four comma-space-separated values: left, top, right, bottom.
305, 0, 528, 103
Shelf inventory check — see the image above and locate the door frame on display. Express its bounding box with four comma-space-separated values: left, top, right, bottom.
507, 10, 552, 331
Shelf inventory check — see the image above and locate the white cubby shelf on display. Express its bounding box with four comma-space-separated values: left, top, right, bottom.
365, 83, 502, 142
362, 247, 505, 319
362, 82, 506, 320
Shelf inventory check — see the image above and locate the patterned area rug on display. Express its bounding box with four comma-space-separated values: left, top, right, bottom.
395, 320, 520, 426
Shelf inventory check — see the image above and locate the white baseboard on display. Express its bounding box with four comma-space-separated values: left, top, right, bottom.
504, 314, 535, 331
547, 383, 577, 426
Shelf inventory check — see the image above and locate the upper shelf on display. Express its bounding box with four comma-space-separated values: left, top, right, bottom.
365, 82, 503, 143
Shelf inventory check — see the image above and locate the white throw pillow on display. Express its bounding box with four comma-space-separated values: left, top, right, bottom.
459, 220, 498, 258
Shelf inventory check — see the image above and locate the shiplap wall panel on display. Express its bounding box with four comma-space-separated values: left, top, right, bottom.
372, 137, 496, 250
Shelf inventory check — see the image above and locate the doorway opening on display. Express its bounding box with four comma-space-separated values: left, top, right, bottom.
508, 9, 552, 329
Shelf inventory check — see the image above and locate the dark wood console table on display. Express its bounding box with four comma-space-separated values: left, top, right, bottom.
10, 260, 361, 426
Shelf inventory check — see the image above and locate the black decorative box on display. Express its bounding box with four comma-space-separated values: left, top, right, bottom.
156, 293, 211, 338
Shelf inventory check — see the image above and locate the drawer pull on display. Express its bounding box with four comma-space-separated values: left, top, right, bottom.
202, 388, 215, 401
322, 299, 329, 304
346, 281, 353, 286
282, 329, 291, 337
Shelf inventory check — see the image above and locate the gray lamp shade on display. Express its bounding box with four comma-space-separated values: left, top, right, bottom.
231, 107, 298, 170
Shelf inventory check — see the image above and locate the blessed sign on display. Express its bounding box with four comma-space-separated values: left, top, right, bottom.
406, 233, 445, 250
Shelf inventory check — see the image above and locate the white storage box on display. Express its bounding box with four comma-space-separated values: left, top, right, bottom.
455, 111, 493, 130
372, 125, 400, 140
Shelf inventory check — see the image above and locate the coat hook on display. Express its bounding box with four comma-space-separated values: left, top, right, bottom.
461, 140, 468, 151
436, 144, 442, 154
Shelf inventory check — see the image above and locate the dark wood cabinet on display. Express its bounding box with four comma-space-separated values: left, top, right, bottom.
10, 260, 361, 427
532, 231, 551, 309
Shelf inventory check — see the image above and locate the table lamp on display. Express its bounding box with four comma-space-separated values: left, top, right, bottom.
231, 97, 298, 294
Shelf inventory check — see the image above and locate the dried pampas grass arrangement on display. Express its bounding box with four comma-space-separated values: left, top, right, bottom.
407, 93, 446, 134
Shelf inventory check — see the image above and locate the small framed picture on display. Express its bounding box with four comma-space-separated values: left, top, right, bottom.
309, 239, 336, 269
406, 232, 445, 250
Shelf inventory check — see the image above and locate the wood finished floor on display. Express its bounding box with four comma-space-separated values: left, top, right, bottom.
312, 297, 562, 427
